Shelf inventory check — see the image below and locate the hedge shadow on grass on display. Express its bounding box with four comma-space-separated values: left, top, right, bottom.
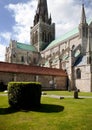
36, 104, 64, 113
0, 107, 18, 115
0, 104, 64, 114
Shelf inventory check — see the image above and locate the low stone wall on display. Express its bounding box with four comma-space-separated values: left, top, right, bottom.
0, 72, 67, 90
0, 72, 13, 85
0, 62, 67, 90
34, 75, 67, 90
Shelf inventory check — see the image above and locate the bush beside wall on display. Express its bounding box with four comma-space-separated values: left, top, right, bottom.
8, 82, 42, 109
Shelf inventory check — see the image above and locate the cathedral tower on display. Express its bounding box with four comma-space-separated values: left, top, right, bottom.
79, 4, 88, 55
30, 0, 55, 51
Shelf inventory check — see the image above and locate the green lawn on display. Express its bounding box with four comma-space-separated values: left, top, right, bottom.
44, 91, 92, 96
0, 91, 92, 130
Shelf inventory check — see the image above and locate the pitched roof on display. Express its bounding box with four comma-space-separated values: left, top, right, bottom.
0, 62, 67, 77
46, 27, 78, 50
45, 19, 92, 50
17, 42, 37, 52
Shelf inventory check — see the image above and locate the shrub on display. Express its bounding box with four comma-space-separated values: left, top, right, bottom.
8, 82, 42, 109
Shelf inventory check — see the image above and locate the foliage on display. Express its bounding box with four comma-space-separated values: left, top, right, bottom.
8, 82, 42, 109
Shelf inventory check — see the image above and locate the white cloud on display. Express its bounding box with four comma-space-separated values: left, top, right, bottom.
48, 0, 92, 38
0, 32, 11, 61
0, 0, 91, 62
0, 44, 6, 61
6, 0, 92, 42
6, 0, 37, 43
0, 32, 11, 43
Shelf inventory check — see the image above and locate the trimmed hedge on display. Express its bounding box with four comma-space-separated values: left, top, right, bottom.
8, 82, 42, 109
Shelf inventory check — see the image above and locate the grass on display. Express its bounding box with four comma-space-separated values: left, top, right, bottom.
44, 91, 92, 96
0, 91, 92, 130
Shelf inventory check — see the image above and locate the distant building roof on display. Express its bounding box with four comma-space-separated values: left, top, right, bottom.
17, 42, 37, 52
45, 19, 92, 51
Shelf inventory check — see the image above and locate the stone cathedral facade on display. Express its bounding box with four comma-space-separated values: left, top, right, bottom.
5, 0, 92, 92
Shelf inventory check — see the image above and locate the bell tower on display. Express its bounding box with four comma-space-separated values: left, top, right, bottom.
30, 0, 55, 52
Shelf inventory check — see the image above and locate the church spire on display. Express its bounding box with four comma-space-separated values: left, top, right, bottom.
80, 4, 87, 24
37, 0, 48, 15
79, 3, 88, 39
31, 0, 55, 51
78, 3, 88, 55
34, 0, 49, 25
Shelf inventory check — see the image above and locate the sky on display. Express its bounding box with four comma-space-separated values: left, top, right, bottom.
0, 0, 92, 61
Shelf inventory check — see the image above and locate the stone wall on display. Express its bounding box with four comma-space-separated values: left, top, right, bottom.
0, 72, 35, 85
74, 65, 92, 92
38, 76, 67, 90
0, 72, 67, 90
0, 72, 13, 85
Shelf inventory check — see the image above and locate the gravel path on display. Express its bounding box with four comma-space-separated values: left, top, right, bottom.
42, 94, 92, 99
0, 93, 92, 99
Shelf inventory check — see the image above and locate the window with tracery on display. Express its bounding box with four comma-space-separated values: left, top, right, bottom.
87, 56, 91, 64
76, 68, 81, 79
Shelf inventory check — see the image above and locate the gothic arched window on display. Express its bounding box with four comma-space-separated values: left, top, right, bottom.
35, 31, 38, 43
21, 56, 24, 62
42, 32, 44, 41
42, 32, 46, 42
45, 32, 47, 42
33, 58, 36, 64
76, 68, 81, 79
62, 49, 64, 53
72, 45, 75, 50
48, 33, 51, 42
87, 56, 91, 64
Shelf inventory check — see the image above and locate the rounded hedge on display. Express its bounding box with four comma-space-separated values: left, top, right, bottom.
8, 82, 42, 109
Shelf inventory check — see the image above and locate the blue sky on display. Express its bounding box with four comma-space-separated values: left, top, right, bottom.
0, 0, 92, 61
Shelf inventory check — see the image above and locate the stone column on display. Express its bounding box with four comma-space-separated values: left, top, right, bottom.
38, 19, 42, 52
68, 49, 75, 90
14, 74, 17, 82
36, 75, 39, 82
90, 65, 92, 92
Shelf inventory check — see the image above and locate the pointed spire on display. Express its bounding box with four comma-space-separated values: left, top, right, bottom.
50, 13, 52, 20
48, 13, 52, 25
36, 0, 48, 23
37, 0, 48, 13
80, 4, 87, 24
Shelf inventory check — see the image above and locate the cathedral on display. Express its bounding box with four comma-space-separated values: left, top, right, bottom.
5, 0, 92, 92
